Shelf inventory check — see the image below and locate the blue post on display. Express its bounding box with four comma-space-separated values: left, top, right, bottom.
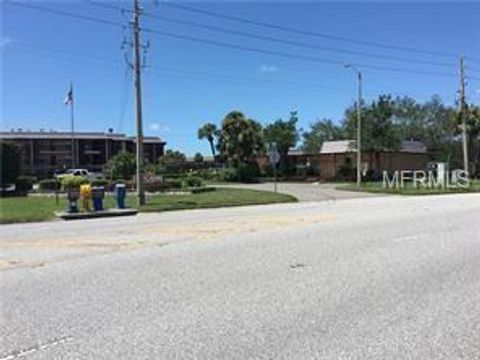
92, 186, 105, 211
115, 184, 126, 209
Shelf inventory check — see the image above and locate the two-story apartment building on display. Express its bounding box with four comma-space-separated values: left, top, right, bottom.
0, 129, 166, 178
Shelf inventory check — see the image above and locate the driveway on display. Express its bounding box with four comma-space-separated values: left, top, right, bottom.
217, 182, 383, 202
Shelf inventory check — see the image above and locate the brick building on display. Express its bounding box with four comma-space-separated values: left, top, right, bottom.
258, 140, 431, 180
0, 130, 166, 178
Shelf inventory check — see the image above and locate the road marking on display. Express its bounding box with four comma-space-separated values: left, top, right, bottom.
0, 336, 73, 360
393, 234, 427, 243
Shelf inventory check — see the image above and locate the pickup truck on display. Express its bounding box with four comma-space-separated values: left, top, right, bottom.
55, 169, 104, 182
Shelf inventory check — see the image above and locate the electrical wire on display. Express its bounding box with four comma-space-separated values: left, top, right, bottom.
87, 1, 460, 69
7, 2, 470, 79
162, 2, 479, 61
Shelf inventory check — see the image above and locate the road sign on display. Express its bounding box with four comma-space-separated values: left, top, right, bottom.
267, 142, 280, 165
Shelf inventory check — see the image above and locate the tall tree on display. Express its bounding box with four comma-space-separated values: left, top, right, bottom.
418, 95, 457, 164
343, 95, 401, 152
104, 152, 136, 180
193, 152, 204, 163
465, 104, 480, 173
0, 141, 20, 185
218, 111, 263, 167
343, 95, 401, 169
158, 149, 186, 165
264, 110, 299, 172
302, 118, 344, 153
197, 123, 218, 158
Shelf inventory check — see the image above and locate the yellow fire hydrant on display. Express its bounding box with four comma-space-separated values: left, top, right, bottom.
79, 183, 92, 212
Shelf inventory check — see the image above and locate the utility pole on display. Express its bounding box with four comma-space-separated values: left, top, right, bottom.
356, 71, 362, 188
345, 64, 362, 187
132, 0, 145, 205
459, 56, 469, 174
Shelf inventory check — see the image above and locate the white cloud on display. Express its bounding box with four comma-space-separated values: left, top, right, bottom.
0, 37, 12, 47
259, 65, 279, 73
149, 123, 160, 131
148, 122, 170, 132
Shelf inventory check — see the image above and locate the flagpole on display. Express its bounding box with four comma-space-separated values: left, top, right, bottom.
70, 82, 75, 169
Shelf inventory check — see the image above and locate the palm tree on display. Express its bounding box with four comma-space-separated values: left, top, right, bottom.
198, 123, 218, 158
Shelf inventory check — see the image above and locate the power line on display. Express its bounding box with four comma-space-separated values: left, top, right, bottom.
142, 27, 459, 78
7, 2, 472, 79
161, 2, 473, 60
7, 1, 125, 28
5, 42, 357, 92
87, 1, 459, 69
89, 1, 480, 67
141, 12, 459, 69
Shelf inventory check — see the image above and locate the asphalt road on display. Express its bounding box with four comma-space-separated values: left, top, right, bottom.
1, 194, 480, 359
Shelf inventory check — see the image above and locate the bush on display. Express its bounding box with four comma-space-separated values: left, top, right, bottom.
217, 167, 238, 182
104, 152, 136, 180
306, 166, 320, 177
237, 162, 261, 182
91, 179, 109, 187
363, 169, 382, 182
166, 179, 183, 189
60, 175, 89, 191
15, 176, 36, 192
1, 141, 20, 186
183, 176, 203, 188
190, 187, 216, 194
337, 157, 355, 181
194, 168, 220, 181
39, 179, 61, 191
144, 180, 168, 193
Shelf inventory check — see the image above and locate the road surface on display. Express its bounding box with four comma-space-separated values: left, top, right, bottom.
1, 194, 480, 359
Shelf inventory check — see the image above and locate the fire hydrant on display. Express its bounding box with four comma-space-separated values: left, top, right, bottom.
79, 183, 92, 212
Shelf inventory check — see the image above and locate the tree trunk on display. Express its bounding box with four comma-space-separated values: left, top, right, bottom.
208, 139, 216, 158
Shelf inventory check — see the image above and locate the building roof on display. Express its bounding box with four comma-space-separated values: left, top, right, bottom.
320, 140, 427, 154
0, 130, 165, 144
400, 140, 427, 153
320, 140, 355, 154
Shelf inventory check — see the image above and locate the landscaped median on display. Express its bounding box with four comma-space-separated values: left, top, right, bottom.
0, 188, 297, 224
336, 180, 480, 195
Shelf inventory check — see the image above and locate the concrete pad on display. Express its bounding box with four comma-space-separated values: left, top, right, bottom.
55, 208, 138, 220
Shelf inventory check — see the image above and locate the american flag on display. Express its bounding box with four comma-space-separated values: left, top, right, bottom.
64, 84, 73, 105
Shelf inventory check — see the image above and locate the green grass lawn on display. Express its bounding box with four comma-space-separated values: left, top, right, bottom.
337, 180, 480, 195
0, 188, 297, 224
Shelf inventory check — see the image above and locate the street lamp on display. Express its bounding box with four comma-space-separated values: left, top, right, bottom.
344, 63, 362, 187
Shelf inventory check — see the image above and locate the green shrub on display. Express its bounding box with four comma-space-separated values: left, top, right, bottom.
237, 162, 261, 182
190, 187, 216, 194
183, 176, 203, 188
60, 175, 89, 191
217, 167, 238, 182
1, 141, 20, 186
104, 152, 136, 180
144, 180, 168, 193
39, 179, 61, 191
15, 176, 36, 192
306, 166, 320, 177
195, 168, 220, 181
91, 179, 109, 187
166, 179, 183, 189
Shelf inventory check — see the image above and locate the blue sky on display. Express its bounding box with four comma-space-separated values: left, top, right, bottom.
3, 1, 480, 155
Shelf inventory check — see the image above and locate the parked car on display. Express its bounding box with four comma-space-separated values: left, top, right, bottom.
55, 169, 104, 182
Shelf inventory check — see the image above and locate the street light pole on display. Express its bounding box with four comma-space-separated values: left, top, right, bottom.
345, 64, 362, 187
